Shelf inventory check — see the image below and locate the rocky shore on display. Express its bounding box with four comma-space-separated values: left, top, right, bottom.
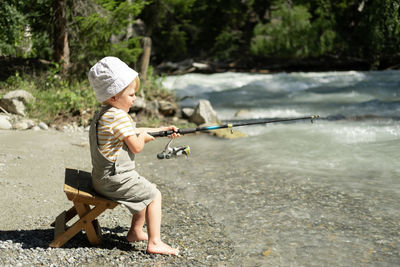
0, 89, 222, 133
0, 129, 242, 266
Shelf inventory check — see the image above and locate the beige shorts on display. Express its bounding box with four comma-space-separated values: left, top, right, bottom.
92, 170, 159, 214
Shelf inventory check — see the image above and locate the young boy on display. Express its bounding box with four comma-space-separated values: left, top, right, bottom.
88, 56, 179, 255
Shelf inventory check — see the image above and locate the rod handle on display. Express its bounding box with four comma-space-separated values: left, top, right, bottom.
148, 128, 197, 137
148, 130, 175, 137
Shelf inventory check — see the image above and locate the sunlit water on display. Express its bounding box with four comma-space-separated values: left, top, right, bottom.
151, 71, 400, 266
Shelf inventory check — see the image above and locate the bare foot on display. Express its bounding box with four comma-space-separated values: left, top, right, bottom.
126, 230, 148, 242
147, 240, 179, 256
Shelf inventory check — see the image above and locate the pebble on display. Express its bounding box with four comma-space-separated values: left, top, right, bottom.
38, 122, 49, 130
0, 114, 50, 131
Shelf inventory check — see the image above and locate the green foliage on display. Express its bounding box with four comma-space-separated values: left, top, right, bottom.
70, 0, 146, 70
250, 4, 314, 58
160, 25, 189, 59
28, 81, 99, 123
212, 29, 242, 60
140, 0, 195, 60
189, 0, 248, 59
354, 0, 400, 67
0, 2, 26, 55
310, 1, 337, 55
0, 0, 53, 58
141, 0, 249, 61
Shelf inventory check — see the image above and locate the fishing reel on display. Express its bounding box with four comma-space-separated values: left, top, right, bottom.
157, 139, 190, 159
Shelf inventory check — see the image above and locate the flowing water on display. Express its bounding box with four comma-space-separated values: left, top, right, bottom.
148, 71, 400, 266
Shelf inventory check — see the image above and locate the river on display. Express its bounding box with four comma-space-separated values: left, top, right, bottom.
144, 71, 400, 266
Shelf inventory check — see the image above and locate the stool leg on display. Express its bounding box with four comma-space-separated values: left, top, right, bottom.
93, 219, 102, 238
74, 202, 103, 245
50, 206, 77, 227
49, 204, 107, 248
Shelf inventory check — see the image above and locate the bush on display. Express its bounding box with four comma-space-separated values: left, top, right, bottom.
1, 70, 99, 124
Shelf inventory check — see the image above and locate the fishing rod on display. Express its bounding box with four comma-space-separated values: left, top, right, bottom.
149, 115, 319, 159
149, 115, 319, 137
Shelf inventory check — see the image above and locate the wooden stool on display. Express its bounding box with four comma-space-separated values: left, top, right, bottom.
50, 168, 119, 248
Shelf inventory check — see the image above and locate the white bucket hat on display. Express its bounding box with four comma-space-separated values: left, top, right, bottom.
88, 56, 138, 103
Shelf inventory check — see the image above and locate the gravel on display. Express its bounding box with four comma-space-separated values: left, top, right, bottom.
0, 189, 239, 266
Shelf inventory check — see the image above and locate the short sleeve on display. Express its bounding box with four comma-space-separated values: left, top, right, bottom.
110, 109, 136, 141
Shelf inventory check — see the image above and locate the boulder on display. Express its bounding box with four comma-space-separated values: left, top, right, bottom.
0, 90, 34, 116
189, 99, 219, 125
2, 90, 34, 104
181, 108, 194, 119
158, 100, 177, 116
0, 98, 26, 116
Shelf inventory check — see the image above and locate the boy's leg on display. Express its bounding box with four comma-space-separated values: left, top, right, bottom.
146, 190, 179, 255
127, 208, 148, 242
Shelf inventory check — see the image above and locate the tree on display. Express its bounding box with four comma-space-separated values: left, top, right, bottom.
53, 0, 70, 75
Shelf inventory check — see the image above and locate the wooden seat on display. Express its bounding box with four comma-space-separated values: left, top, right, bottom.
49, 168, 119, 248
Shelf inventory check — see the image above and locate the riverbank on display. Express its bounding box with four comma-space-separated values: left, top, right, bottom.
0, 129, 240, 266
154, 55, 400, 76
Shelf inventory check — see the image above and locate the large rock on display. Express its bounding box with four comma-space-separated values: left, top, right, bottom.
189, 99, 219, 125
181, 108, 194, 119
2, 90, 34, 104
0, 90, 34, 116
158, 100, 177, 116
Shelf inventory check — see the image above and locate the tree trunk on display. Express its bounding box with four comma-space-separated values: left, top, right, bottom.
125, 0, 134, 40
138, 37, 152, 98
53, 0, 70, 75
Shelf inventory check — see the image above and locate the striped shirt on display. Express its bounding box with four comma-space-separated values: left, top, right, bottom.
97, 107, 136, 162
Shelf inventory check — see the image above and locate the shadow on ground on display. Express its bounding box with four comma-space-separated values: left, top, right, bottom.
0, 226, 143, 252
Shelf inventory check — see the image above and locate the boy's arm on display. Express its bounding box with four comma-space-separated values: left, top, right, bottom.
124, 126, 180, 154
123, 132, 154, 154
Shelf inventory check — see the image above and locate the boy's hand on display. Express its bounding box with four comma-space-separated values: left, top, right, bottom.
164, 126, 181, 139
